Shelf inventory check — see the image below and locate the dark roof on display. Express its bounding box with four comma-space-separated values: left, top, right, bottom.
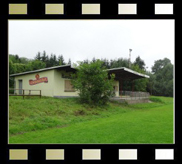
10, 65, 76, 77
10, 65, 149, 80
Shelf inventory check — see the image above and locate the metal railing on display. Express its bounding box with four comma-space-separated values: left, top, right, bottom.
114, 91, 150, 100
9, 88, 41, 99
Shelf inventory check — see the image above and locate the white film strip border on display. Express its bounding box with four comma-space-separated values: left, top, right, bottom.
9, 148, 175, 160
8, 3, 174, 15
7, 1, 175, 162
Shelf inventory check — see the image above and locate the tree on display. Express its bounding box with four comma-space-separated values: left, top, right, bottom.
35, 52, 41, 61
15, 54, 21, 63
71, 60, 115, 106
13, 63, 26, 73
9, 60, 16, 88
82, 59, 89, 64
151, 58, 173, 97
109, 57, 129, 69
41, 51, 48, 63
9, 54, 21, 63
47, 54, 59, 67
129, 64, 148, 92
152, 58, 171, 73
58, 55, 65, 65
146, 72, 156, 95
28, 60, 46, 70
19, 57, 30, 64
53, 54, 59, 66
92, 57, 96, 63
101, 58, 110, 68
134, 56, 146, 70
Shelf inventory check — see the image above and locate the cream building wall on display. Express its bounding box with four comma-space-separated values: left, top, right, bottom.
14, 68, 119, 97
53, 69, 79, 97
14, 70, 55, 97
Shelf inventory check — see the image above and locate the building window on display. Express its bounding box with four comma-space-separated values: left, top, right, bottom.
64, 80, 75, 92
62, 72, 72, 79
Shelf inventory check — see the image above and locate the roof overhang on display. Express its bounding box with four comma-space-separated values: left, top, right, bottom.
10, 65, 76, 77
107, 67, 149, 80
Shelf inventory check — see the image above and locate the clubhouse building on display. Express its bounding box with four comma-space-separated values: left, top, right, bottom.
10, 65, 149, 98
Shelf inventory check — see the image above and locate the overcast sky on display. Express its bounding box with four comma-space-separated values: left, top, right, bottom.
9, 20, 174, 71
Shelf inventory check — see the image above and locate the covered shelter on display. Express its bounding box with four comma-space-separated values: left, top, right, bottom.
107, 67, 150, 96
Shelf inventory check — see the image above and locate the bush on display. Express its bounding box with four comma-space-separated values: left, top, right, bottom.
71, 60, 115, 106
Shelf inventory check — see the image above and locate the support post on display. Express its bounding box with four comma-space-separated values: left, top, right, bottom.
40, 90, 41, 98
119, 79, 122, 97
131, 80, 135, 98
23, 89, 24, 99
132, 80, 135, 92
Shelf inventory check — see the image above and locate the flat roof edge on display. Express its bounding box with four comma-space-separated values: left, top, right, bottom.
10, 65, 72, 77
123, 67, 150, 78
107, 67, 150, 78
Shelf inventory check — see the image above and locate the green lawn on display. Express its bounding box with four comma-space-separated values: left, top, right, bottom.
9, 96, 174, 144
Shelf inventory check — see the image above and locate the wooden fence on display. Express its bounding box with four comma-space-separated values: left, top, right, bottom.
119, 91, 150, 99
9, 89, 41, 99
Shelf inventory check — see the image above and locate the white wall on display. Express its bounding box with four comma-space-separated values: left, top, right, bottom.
14, 70, 54, 97
53, 69, 79, 97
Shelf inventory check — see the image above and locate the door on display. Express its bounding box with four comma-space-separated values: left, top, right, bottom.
19, 80, 23, 94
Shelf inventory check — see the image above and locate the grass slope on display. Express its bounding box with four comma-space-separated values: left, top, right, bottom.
9, 96, 173, 144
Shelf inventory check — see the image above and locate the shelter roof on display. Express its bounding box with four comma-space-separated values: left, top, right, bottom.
107, 67, 149, 80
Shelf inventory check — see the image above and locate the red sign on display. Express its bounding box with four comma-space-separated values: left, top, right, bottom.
29, 74, 48, 85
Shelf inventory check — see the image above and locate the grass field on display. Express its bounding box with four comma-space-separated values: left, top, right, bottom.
9, 96, 174, 144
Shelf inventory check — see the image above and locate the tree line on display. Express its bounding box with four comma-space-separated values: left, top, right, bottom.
9, 51, 173, 97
